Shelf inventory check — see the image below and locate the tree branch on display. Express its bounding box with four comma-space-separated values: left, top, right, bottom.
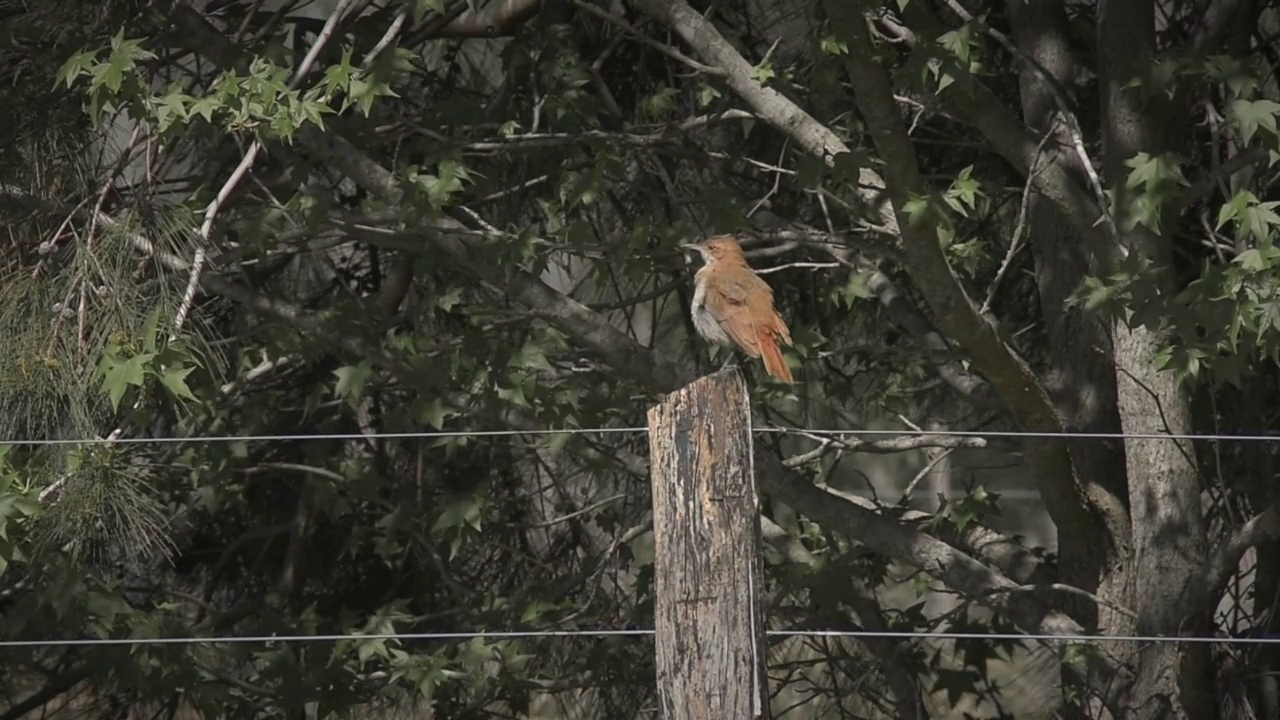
752, 449, 1122, 675
631, 0, 899, 236
1200, 501, 1280, 605
1190, 0, 1250, 51
432, 0, 544, 38
1180, 146, 1270, 206
824, 2, 1100, 538
0, 666, 92, 720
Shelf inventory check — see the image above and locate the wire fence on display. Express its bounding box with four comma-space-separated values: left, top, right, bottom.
0, 629, 1277, 649
4, 426, 1280, 446
4, 426, 1278, 652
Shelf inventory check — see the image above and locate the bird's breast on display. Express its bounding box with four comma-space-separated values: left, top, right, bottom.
690, 276, 732, 346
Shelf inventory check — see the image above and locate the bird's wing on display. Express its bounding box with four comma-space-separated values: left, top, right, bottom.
705, 273, 770, 357
709, 272, 771, 306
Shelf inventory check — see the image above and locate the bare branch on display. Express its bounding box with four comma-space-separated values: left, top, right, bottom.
793, 431, 992, 455
457, 110, 753, 153
981, 130, 1053, 314
986, 583, 1138, 621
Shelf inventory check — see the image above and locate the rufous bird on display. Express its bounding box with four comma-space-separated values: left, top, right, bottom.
684, 235, 794, 383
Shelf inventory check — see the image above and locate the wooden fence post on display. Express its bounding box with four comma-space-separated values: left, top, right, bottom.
647, 368, 770, 719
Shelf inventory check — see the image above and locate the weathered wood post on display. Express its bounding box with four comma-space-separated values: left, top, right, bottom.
647, 368, 770, 719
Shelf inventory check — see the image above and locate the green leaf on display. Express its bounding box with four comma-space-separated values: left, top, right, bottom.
431, 497, 483, 551
944, 165, 981, 214
1123, 152, 1189, 191
436, 287, 463, 311
159, 365, 198, 402
99, 352, 155, 412
1227, 98, 1280, 146
356, 638, 386, 663
819, 35, 849, 56
750, 62, 776, 85
98, 35, 154, 94
322, 47, 356, 97
333, 361, 374, 409
545, 430, 572, 455
416, 0, 447, 21
56, 50, 97, 88
510, 339, 554, 371
841, 272, 874, 303
1241, 201, 1280, 246
696, 82, 721, 107
641, 86, 680, 118
1217, 190, 1257, 230
417, 397, 453, 430
1237, 248, 1266, 272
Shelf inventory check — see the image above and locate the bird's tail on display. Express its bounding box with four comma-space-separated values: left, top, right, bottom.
758, 332, 794, 384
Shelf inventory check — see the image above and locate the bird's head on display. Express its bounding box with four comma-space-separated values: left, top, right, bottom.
682, 235, 747, 266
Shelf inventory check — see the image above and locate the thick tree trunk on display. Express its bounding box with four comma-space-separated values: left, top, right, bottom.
1097, 2, 1210, 717
1006, 0, 1131, 633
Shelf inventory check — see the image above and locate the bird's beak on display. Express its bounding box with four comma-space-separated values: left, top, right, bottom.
679, 244, 701, 266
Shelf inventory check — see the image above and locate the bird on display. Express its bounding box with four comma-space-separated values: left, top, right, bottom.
684, 235, 794, 383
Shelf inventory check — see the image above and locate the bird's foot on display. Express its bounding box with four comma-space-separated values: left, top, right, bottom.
719, 356, 740, 372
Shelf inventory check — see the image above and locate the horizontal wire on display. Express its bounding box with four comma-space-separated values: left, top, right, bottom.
760, 427, 1280, 442
0, 629, 1274, 648
0, 428, 649, 446
5, 427, 1280, 447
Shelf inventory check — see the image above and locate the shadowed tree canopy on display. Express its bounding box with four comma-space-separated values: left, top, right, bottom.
1, 0, 1280, 718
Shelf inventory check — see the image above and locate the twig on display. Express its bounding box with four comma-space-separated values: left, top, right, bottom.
459, 110, 754, 153
794, 430, 989, 455
169, 248, 207, 338
748, 138, 789, 217
817, 189, 836, 237
899, 448, 955, 505
981, 130, 1053, 314
526, 493, 632, 528
473, 174, 552, 203
361, 9, 408, 70
782, 438, 834, 468
1204, 98, 1230, 203
987, 583, 1138, 621
755, 261, 839, 275
587, 279, 684, 311
704, 151, 797, 176
219, 356, 292, 394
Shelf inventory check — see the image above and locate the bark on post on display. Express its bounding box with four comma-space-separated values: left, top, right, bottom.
647, 368, 769, 719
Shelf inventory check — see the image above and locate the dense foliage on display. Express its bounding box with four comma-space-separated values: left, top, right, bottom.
2, 0, 1280, 718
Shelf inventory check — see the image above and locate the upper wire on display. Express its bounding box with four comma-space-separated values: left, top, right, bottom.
2, 426, 1280, 446
0, 628, 1273, 648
